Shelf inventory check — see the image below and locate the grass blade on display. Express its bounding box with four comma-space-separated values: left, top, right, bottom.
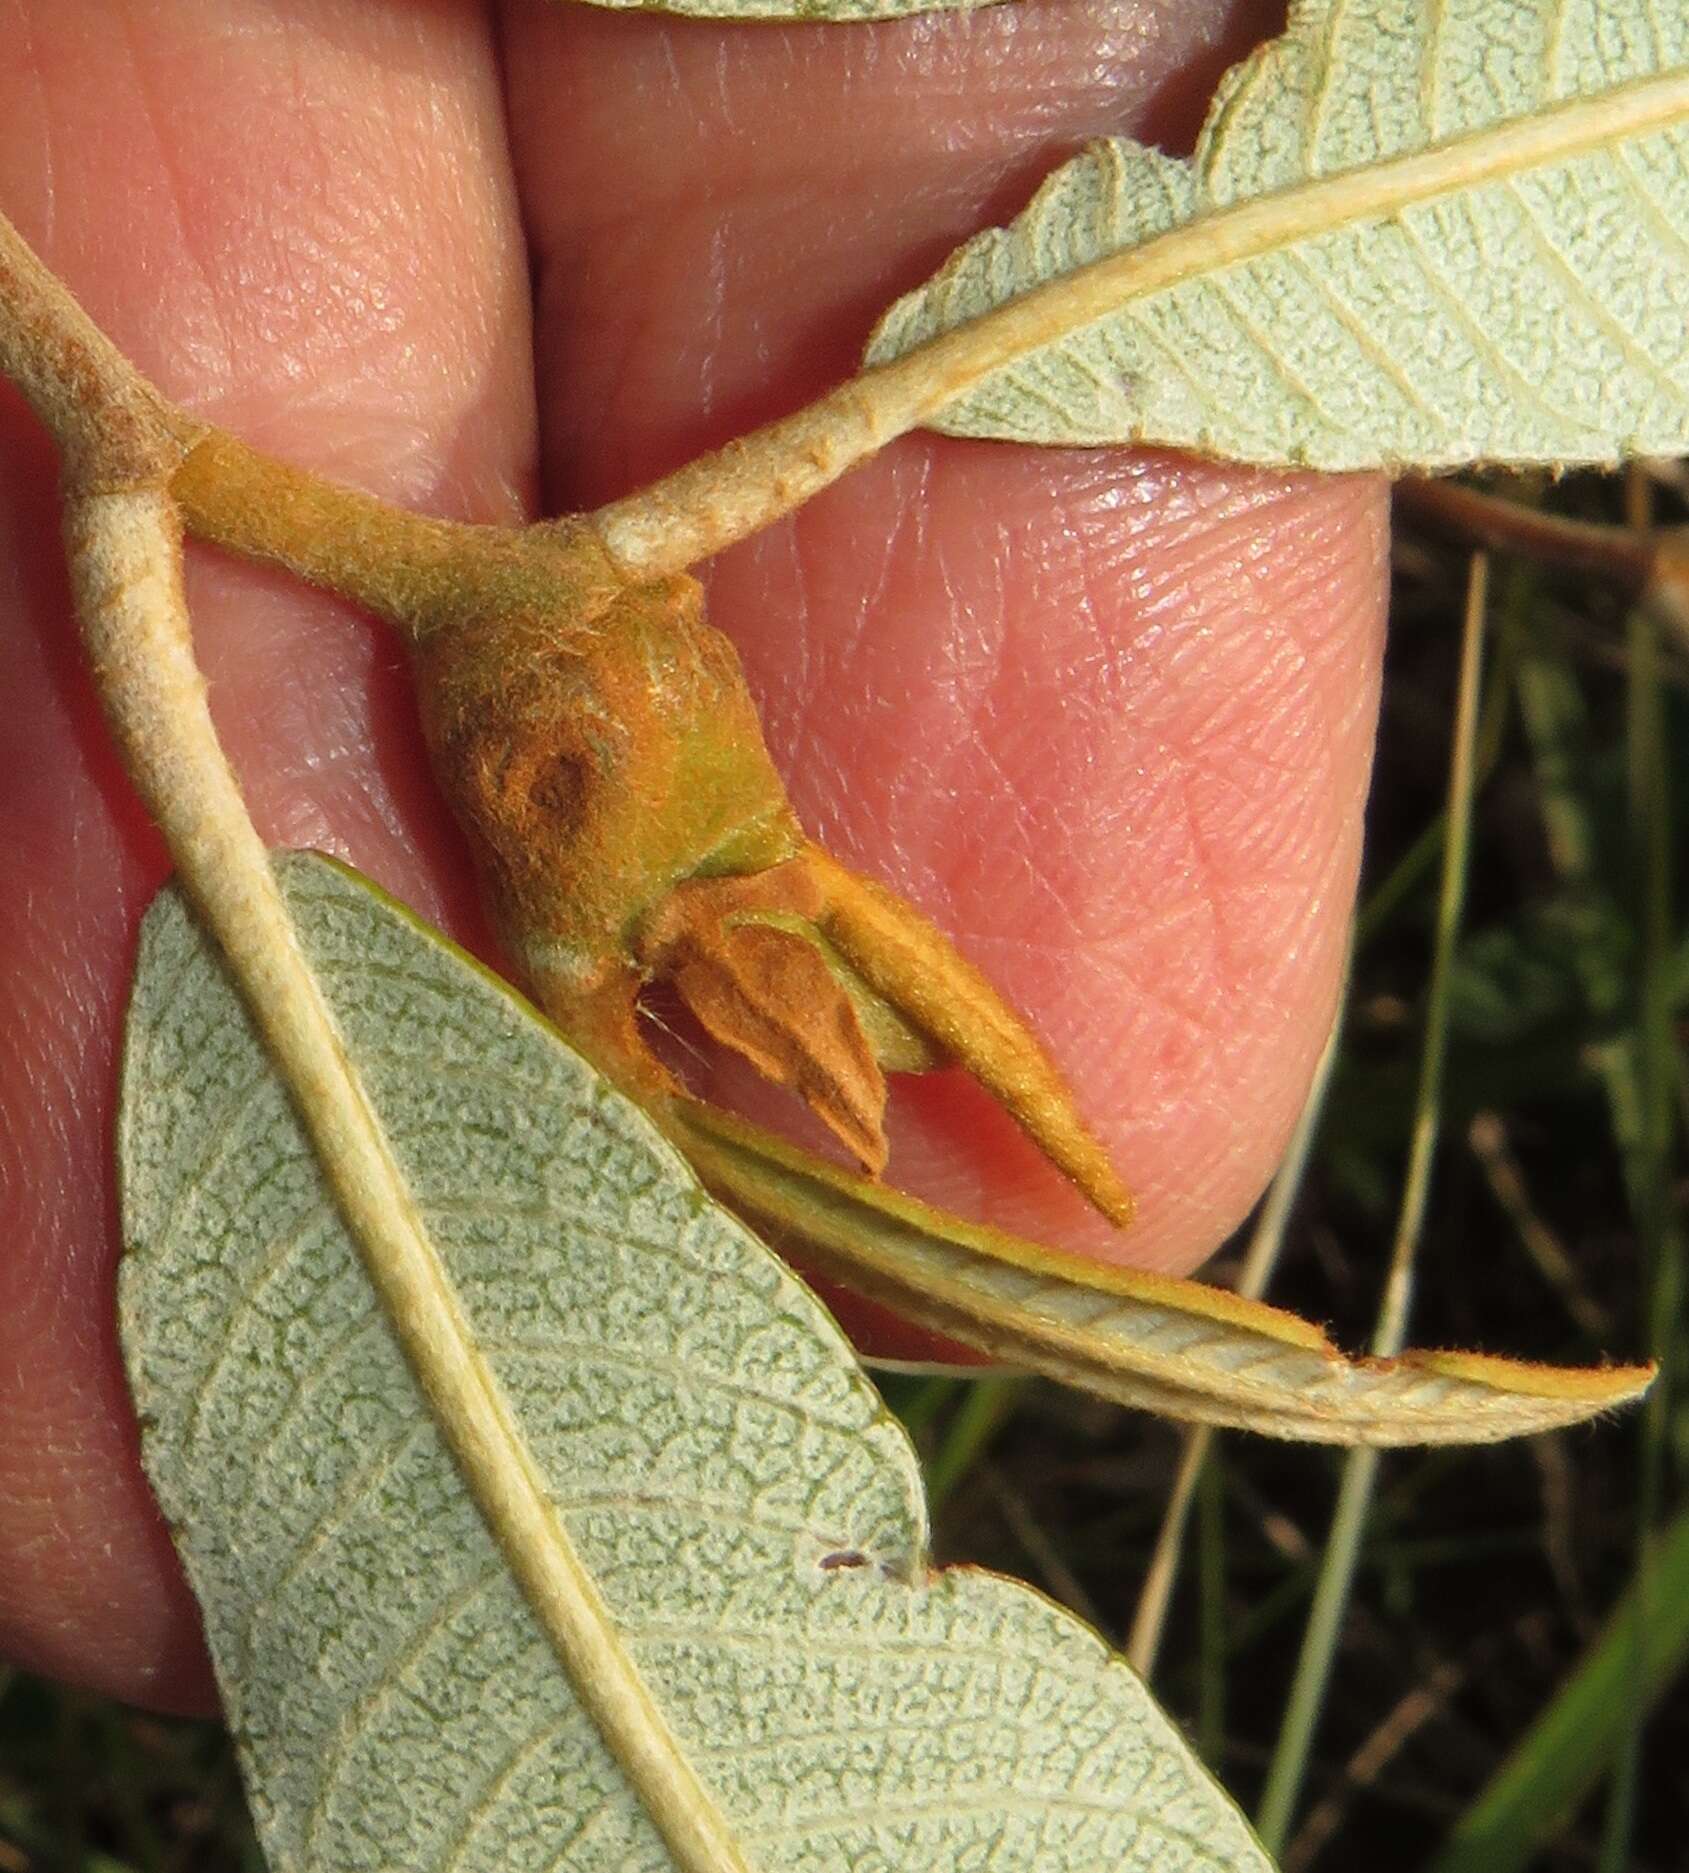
1125, 978, 1349, 1677
1255, 555, 1490, 1855
1598, 474, 1684, 1873
1425, 1505, 1689, 1873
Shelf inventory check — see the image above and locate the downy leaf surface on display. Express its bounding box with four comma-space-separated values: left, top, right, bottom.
119, 853, 1271, 1873
867, 0, 1689, 469
673, 1104, 1653, 1447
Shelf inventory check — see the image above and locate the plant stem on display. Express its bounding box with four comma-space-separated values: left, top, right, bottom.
1396, 478, 1660, 588
1466, 1111, 1613, 1341
66, 487, 752, 1873
1196, 1449, 1227, 1766
1256, 555, 1488, 1855
1372, 560, 1489, 1358
0, 206, 189, 484
925, 1377, 1024, 1512
1353, 585, 1522, 950
168, 428, 560, 638
0, 201, 617, 644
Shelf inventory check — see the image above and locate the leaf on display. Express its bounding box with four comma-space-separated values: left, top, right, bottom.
866, 0, 1689, 470
120, 852, 1273, 1873
669, 1102, 1655, 1447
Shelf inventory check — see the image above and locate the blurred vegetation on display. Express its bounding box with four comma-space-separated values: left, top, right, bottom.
2, 467, 1685, 1869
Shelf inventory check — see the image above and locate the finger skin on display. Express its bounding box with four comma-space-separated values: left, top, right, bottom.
501, 0, 1388, 1264
0, 0, 1385, 1718
0, 0, 533, 1711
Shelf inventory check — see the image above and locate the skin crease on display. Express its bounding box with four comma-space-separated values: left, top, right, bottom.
0, 0, 1385, 1715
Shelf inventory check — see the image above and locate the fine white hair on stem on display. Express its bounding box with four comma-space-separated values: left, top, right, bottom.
0, 207, 189, 484
64, 485, 754, 1873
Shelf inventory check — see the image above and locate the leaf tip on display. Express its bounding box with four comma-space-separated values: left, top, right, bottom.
1398, 1348, 1658, 1408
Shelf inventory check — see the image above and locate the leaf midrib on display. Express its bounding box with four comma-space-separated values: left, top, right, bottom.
591, 58, 1689, 582
894, 64, 1689, 424
255, 883, 756, 1873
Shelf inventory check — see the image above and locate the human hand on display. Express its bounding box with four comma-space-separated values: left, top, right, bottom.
0, 0, 1383, 1712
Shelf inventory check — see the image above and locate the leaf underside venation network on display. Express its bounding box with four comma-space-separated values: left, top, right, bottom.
120, 855, 1271, 1873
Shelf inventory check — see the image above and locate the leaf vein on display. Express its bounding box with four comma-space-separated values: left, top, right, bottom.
230, 1314, 387, 1520
1304, 0, 1350, 171
552, 1485, 870, 1550
303, 1562, 510, 1861
1282, 247, 1448, 427
476, 1332, 872, 1440
1394, 207, 1602, 442
1614, 136, 1689, 269
151, 1065, 272, 1263
238, 1423, 429, 1670
745, 1786, 1197, 1843
179, 1210, 328, 1461
630, 1621, 1119, 1693
1420, 0, 1445, 144
422, 1195, 787, 1315
434, 1714, 585, 1873
1505, 169, 1689, 402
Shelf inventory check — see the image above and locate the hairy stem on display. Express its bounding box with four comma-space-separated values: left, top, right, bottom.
169, 428, 583, 639
68, 483, 752, 1873
0, 206, 190, 485
0, 204, 604, 639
